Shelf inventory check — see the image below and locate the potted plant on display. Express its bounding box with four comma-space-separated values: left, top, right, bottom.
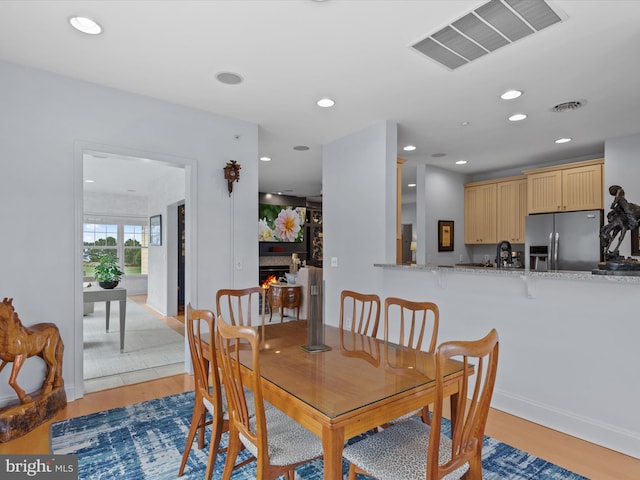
94, 254, 124, 289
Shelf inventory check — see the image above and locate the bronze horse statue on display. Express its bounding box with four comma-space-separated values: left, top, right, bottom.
0, 298, 64, 403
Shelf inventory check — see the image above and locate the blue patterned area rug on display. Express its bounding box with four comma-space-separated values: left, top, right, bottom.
50, 391, 588, 480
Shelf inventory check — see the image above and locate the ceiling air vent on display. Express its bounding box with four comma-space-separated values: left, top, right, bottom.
551, 101, 584, 113
412, 0, 564, 70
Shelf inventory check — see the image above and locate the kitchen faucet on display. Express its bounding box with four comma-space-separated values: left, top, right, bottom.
496, 240, 513, 269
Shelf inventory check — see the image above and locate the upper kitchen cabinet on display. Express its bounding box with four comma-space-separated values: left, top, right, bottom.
525, 159, 603, 214
464, 182, 496, 244
496, 177, 527, 244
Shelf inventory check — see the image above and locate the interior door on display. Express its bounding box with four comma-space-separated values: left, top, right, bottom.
177, 204, 185, 315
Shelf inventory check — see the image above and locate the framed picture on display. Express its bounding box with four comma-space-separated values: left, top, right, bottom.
438, 220, 454, 252
150, 215, 162, 246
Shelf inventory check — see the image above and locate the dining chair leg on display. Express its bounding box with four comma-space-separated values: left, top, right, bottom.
178, 401, 205, 476
467, 446, 483, 480
222, 429, 242, 480
204, 414, 225, 480
348, 464, 358, 480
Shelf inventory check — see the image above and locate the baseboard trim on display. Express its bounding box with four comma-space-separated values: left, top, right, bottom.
492, 389, 640, 459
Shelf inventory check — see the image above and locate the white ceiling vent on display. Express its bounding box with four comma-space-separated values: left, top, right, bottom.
412, 0, 564, 70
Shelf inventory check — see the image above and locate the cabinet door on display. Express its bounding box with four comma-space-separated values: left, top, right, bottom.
497, 179, 527, 243
562, 164, 603, 211
464, 184, 496, 244
527, 170, 562, 214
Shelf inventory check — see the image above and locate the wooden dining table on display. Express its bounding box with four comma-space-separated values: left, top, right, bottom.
222, 320, 469, 480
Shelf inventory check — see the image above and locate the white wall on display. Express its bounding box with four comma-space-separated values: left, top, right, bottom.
147, 167, 186, 315
0, 60, 258, 403
415, 165, 470, 265
377, 267, 640, 459
322, 121, 396, 324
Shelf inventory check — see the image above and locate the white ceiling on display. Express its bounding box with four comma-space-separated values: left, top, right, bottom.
2, 0, 639, 201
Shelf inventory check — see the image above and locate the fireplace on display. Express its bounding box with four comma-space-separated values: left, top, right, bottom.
259, 266, 289, 286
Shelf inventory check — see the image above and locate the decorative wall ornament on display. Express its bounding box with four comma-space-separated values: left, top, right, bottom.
223, 160, 241, 196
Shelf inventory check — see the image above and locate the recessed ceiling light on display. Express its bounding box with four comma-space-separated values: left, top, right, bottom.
403, 145, 416, 151
501, 90, 523, 100
216, 72, 243, 85
293, 145, 309, 151
69, 16, 102, 35
461, 121, 470, 126
316, 98, 335, 108
85, 179, 95, 183
456, 160, 467, 165
509, 113, 527, 122
260, 156, 271, 162
555, 137, 572, 144
407, 183, 417, 187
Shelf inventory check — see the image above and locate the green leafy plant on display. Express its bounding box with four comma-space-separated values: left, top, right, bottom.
93, 254, 124, 283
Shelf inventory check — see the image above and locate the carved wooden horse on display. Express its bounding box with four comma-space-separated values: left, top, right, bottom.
0, 298, 64, 403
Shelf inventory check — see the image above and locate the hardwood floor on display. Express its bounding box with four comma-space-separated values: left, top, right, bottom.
1, 374, 638, 480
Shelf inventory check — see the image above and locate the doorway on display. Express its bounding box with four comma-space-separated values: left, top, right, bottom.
82, 150, 187, 392
177, 203, 185, 320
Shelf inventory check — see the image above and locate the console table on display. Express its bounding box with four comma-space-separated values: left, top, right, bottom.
267, 283, 301, 322
83, 285, 127, 352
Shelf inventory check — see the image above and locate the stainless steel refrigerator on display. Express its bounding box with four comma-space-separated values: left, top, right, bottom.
525, 210, 604, 271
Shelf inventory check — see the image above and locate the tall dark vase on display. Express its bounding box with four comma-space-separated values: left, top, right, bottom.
99, 280, 119, 289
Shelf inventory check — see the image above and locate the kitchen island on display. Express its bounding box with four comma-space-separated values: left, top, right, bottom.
371, 262, 640, 459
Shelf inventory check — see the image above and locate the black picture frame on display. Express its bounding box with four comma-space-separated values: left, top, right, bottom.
438, 220, 454, 252
150, 215, 162, 246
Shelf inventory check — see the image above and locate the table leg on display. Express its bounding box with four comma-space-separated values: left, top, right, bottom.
119, 298, 126, 352
322, 425, 345, 480
105, 301, 111, 331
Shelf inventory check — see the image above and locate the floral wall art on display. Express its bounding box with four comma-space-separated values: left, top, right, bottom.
258, 204, 306, 242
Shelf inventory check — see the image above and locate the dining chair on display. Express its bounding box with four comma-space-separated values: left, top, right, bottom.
216, 286, 266, 328
216, 316, 324, 480
339, 290, 381, 366
383, 296, 439, 425
343, 328, 500, 480
178, 305, 253, 479
339, 290, 381, 336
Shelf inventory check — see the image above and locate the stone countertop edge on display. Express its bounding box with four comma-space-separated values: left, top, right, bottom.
373, 263, 640, 283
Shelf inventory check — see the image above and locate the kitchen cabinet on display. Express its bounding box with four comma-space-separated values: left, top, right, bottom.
525, 159, 603, 214
496, 177, 527, 243
464, 182, 496, 244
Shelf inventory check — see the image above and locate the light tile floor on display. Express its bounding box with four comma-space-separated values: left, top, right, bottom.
84, 295, 186, 394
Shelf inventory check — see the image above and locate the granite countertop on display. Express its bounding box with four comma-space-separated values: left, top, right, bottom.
374, 263, 640, 283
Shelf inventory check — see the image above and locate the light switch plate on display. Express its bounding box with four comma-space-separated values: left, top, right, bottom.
331, 257, 339, 267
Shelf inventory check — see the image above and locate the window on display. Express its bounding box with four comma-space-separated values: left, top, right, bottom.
83, 222, 149, 277
123, 225, 147, 275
